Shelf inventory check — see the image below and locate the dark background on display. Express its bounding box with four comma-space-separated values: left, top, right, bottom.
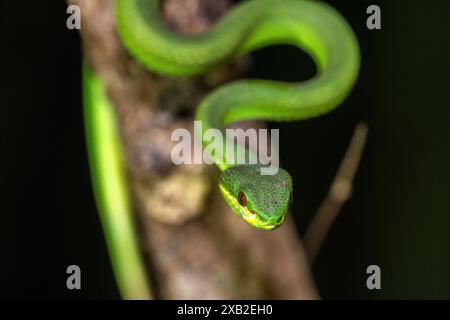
1, 0, 449, 299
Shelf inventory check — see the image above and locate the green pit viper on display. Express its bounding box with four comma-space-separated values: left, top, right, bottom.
84, 0, 360, 231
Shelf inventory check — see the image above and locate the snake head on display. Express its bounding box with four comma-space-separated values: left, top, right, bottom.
219, 165, 293, 230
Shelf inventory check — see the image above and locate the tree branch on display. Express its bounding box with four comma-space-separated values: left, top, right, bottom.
303, 122, 369, 264
72, 0, 319, 299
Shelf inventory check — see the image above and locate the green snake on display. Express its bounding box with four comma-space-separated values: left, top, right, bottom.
86, 0, 360, 232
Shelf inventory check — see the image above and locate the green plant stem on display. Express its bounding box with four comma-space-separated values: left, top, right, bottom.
83, 64, 152, 299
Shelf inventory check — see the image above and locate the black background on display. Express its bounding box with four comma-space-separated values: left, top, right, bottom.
1, 0, 449, 299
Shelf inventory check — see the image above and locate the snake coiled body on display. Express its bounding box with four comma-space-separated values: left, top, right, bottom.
113, 0, 360, 229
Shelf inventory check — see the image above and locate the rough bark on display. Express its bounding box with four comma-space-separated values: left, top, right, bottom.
71, 0, 318, 299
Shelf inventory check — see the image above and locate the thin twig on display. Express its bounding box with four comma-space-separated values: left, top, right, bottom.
303, 122, 369, 264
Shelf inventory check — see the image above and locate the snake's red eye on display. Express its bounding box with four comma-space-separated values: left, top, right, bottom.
288, 192, 294, 205
238, 191, 247, 206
